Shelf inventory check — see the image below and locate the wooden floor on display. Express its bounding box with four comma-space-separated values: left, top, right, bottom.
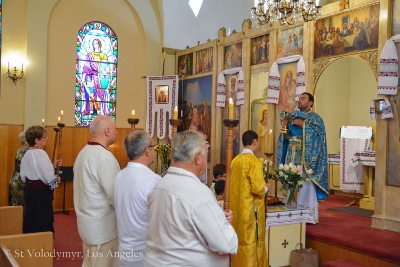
307, 237, 400, 267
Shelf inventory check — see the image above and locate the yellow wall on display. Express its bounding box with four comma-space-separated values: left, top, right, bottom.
0, 0, 164, 129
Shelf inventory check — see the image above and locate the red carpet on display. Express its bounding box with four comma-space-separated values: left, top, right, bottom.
306, 194, 400, 264
53, 195, 400, 266
53, 212, 82, 267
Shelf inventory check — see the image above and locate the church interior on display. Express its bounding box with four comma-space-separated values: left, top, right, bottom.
1, 0, 400, 266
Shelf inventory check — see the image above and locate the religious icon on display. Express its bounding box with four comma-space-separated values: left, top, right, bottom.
155, 85, 169, 104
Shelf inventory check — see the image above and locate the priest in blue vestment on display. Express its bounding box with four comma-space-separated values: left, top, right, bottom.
278, 92, 329, 222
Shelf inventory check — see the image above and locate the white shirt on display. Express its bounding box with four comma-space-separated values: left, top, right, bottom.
145, 167, 238, 267
73, 143, 120, 245
20, 149, 58, 190
114, 162, 161, 267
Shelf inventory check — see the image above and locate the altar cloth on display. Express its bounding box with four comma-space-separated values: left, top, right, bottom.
266, 208, 315, 229
350, 151, 376, 167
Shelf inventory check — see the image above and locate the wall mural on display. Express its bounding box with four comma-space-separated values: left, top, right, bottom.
195, 47, 213, 74
277, 26, 303, 58
314, 4, 379, 59
178, 53, 193, 76
179, 75, 212, 143
224, 43, 242, 69
251, 34, 269, 65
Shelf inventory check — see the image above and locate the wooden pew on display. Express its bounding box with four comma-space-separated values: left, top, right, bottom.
0, 206, 23, 235
0, 232, 53, 267
0, 206, 53, 266
0, 244, 20, 267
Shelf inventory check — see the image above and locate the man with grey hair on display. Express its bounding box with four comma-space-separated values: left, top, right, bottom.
114, 130, 161, 267
145, 130, 238, 267
74, 115, 120, 267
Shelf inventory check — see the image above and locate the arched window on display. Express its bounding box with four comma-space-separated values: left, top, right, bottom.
75, 21, 117, 126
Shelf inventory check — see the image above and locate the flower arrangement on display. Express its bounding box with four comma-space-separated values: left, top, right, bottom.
154, 143, 171, 165
275, 163, 313, 205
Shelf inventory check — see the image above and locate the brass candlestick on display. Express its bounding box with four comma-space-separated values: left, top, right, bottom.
169, 119, 182, 139
127, 118, 140, 131
222, 119, 240, 211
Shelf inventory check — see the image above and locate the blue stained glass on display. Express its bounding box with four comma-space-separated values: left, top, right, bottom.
75, 21, 118, 126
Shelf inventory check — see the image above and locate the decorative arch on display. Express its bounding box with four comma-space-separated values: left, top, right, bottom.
312, 50, 378, 92
74, 21, 118, 126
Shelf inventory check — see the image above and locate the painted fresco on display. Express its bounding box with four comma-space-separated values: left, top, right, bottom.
251, 34, 269, 65
224, 43, 242, 69
314, 4, 379, 59
277, 26, 303, 58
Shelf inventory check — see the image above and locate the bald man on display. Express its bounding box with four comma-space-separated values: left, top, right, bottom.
73, 115, 120, 267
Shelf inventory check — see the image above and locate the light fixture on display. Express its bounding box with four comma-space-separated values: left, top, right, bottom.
251, 0, 322, 26
7, 62, 25, 85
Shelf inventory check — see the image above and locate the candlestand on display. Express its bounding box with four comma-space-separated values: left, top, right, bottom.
222, 119, 239, 211
169, 119, 182, 139
127, 118, 140, 131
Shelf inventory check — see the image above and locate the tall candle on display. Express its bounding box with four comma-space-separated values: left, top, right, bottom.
60, 110, 63, 123
131, 110, 135, 118
228, 98, 234, 119
42, 119, 45, 126
267, 129, 273, 153
173, 106, 178, 119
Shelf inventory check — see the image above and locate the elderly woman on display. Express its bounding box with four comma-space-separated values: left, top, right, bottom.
8, 132, 29, 206
20, 125, 61, 234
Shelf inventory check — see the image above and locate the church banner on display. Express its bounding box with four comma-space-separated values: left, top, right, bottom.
146, 76, 179, 139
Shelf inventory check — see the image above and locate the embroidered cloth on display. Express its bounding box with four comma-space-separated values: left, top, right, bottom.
146, 76, 179, 139
216, 67, 244, 107
266, 209, 315, 229
377, 34, 400, 95
267, 55, 306, 104
370, 98, 393, 120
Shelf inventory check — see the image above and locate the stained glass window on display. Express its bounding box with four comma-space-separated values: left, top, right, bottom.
75, 21, 117, 126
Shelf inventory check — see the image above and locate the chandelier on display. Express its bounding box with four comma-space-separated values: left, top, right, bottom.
251, 0, 322, 26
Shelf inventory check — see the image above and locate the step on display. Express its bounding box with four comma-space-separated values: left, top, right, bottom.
323, 260, 366, 267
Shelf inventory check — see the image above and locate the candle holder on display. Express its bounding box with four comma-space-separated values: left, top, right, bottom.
222, 119, 239, 211
127, 118, 140, 131
169, 119, 182, 139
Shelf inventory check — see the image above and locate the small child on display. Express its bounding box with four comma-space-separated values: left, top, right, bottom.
214, 180, 225, 210
210, 163, 226, 196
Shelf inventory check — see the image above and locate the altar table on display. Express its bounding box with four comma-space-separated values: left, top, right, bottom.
266, 209, 315, 267
351, 150, 376, 210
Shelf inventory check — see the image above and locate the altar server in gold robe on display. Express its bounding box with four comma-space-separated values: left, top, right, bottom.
230, 130, 269, 267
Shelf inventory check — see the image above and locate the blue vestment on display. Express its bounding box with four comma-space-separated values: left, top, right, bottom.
278, 111, 329, 200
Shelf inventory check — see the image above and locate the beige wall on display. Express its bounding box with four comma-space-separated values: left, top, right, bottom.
315, 57, 377, 154
0, 0, 164, 129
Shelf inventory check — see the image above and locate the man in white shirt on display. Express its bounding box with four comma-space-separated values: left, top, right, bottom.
114, 130, 161, 267
73, 115, 120, 267
145, 130, 238, 267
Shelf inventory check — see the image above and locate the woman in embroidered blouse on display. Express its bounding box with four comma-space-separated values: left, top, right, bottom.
20, 125, 61, 234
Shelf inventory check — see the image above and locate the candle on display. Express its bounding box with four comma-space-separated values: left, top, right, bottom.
131, 110, 135, 118
267, 129, 273, 153
60, 110, 63, 123
228, 98, 234, 119
58, 117, 61, 123
42, 119, 45, 126
173, 106, 178, 119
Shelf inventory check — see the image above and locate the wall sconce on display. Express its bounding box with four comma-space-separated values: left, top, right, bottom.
374, 99, 385, 114
7, 62, 25, 85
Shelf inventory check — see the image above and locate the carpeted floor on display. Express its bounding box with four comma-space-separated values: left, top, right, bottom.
53, 194, 400, 266
53, 212, 82, 266
307, 194, 400, 264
